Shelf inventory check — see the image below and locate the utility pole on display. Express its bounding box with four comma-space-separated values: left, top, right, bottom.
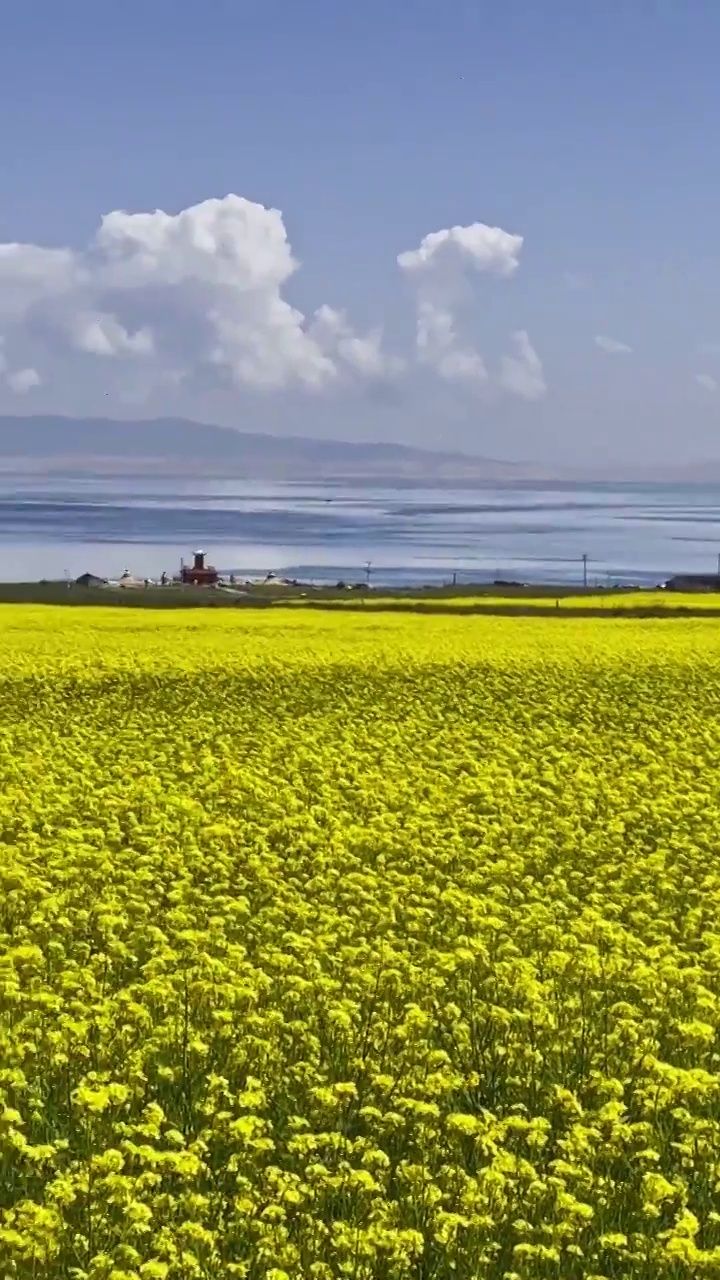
582, 553, 588, 589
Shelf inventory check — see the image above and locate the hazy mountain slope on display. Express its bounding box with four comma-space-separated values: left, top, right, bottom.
0, 415, 528, 480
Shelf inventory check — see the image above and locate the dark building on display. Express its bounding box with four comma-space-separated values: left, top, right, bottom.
664, 574, 720, 592
75, 572, 108, 588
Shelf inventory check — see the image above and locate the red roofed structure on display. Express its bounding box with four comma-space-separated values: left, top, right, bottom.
180, 550, 219, 586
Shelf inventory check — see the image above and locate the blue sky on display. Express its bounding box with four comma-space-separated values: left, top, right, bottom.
1, 0, 719, 465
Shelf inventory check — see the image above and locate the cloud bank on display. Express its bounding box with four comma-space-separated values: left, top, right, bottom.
0, 194, 544, 405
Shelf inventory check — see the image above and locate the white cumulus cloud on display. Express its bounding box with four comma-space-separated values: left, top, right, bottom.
308, 305, 403, 380
499, 330, 547, 401
70, 312, 155, 358
0, 337, 42, 394
398, 222, 523, 278
6, 367, 41, 394
0, 197, 543, 407
415, 301, 487, 386
0, 194, 394, 395
0, 244, 79, 324
595, 334, 632, 354
397, 219, 541, 398
694, 373, 718, 392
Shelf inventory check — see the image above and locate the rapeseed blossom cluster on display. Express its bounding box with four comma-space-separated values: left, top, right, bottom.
2, 606, 720, 1279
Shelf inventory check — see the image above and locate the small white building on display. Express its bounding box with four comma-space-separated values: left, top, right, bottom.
116, 571, 145, 589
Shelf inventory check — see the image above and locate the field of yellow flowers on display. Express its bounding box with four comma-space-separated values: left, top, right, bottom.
3, 606, 720, 1279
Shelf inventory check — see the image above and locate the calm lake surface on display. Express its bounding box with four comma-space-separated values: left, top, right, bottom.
2, 470, 720, 586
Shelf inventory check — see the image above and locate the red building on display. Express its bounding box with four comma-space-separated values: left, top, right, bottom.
180, 550, 219, 586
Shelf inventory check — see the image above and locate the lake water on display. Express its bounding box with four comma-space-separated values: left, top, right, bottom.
2, 469, 720, 586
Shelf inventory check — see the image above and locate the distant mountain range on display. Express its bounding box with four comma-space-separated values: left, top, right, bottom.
0, 414, 536, 482
0, 415, 717, 483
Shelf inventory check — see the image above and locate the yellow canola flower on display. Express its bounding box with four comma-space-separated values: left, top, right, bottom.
2, 606, 720, 1277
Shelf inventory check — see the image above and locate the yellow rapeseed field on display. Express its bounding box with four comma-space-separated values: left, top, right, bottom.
287, 591, 720, 611
3, 606, 720, 1279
